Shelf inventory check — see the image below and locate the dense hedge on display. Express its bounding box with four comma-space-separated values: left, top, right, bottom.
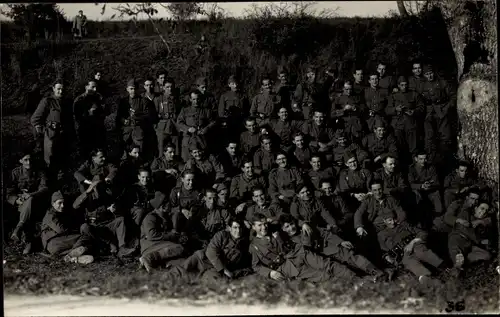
1, 12, 457, 115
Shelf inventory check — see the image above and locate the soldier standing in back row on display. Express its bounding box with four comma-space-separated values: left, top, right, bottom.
153, 77, 181, 157
293, 66, 323, 120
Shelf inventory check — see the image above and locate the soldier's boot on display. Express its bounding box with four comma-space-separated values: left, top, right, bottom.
10, 225, 23, 242
117, 246, 136, 258
384, 267, 397, 282
139, 255, 153, 274
109, 243, 118, 255
454, 253, 465, 269
22, 242, 33, 255
64, 254, 94, 265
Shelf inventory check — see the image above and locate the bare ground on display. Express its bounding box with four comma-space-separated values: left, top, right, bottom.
2, 115, 499, 313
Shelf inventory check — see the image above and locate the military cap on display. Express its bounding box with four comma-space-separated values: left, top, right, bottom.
214, 183, 228, 193
150, 191, 166, 210
373, 117, 386, 128
344, 151, 356, 162
126, 79, 137, 88
227, 75, 237, 84
19, 143, 35, 158
306, 65, 317, 73
189, 142, 203, 152
397, 76, 408, 84
423, 65, 433, 73
335, 129, 347, 139
196, 77, 207, 86
51, 191, 64, 203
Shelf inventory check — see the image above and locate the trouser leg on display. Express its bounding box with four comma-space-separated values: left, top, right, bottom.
466, 246, 491, 263
106, 216, 128, 248
402, 253, 432, 277
142, 242, 184, 267
413, 243, 443, 268
130, 206, 148, 227
428, 191, 443, 215
332, 246, 379, 273
448, 232, 471, 262
46, 234, 82, 255
443, 190, 457, 210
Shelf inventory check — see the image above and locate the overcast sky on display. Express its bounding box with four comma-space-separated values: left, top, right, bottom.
54, 2, 399, 21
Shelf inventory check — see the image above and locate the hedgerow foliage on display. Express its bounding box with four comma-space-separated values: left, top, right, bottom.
0, 11, 456, 115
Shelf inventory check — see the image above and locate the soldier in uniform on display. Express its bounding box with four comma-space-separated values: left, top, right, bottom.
351, 67, 367, 97
386, 76, 424, 164
229, 158, 267, 214
331, 130, 369, 174
244, 186, 284, 230
306, 153, 336, 197
363, 71, 389, 131
116, 143, 148, 192
274, 67, 295, 111
169, 170, 203, 218
139, 191, 186, 273
154, 70, 167, 95
443, 160, 485, 209
74, 148, 117, 195
337, 151, 373, 211
249, 213, 357, 283
196, 188, 232, 237
153, 77, 181, 157
240, 117, 262, 156
41, 191, 94, 264
31, 79, 75, 182
150, 143, 184, 195
260, 107, 304, 153
194, 77, 217, 114
330, 81, 366, 143
319, 180, 353, 234
120, 169, 158, 227
73, 79, 108, 158
142, 77, 156, 102
268, 152, 305, 205
253, 134, 278, 177
217, 140, 244, 181
361, 118, 399, 169
301, 110, 336, 149
176, 90, 216, 162
7, 149, 49, 254
376, 62, 396, 94
408, 61, 425, 94
184, 144, 226, 188
115, 79, 158, 161
250, 75, 281, 124
292, 65, 324, 120
218, 75, 250, 136
373, 154, 409, 204
288, 132, 313, 170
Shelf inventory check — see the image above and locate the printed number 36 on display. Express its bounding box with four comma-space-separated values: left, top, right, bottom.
445, 300, 465, 312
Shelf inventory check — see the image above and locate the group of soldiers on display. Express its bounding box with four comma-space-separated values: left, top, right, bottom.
6, 61, 497, 287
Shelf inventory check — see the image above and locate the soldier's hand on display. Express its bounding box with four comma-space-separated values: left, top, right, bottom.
354, 193, 365, 202
374, 155, 382, 163
15, 197, 24, 206
481, 239, 489, 245
123, 119, 130, 126
302, 223, 313, 236
395, 105, 403, 112
356, 227, 367, 237
459, 186, 469, 194
21, 192, 31, 200
384, 255, 396, 265
404, 241, 415, 254
188, 127, 196, 133
456, 218, 470, 227
392, 88, 399, 93
344, 104, 352, 111
105, 178, 112, 184
292, 104, 300, 112
369, 110, 375, 116
270, 270, 285, 281
165, 169, 178, 176
35, 125, 44, 135
471, 219, 483, 228
341, 241, 354, 249
107, 204, 116, 213
405, 109, 414, 116
223, 269, 234, 279
278, 195, 285, 201
235, 203, 246, 214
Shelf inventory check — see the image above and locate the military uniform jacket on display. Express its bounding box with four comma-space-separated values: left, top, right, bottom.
373, 168, 408, 197
151, 156, 184, 174
140, 211, 179, 253
169, 186, 202, 213
307, 167, 336, 192
6, 166, 48, 205
240, 131, 261, 155
206, 231, 250, 272
122, 183, 156, 210
407, 164, 440, 192
274, 83, 294, 109
338, 168, 372, 195
73, 92, 107, 130
41, 208, 77, 248
74, 161, 118, 185
263, 118, 304, 147
250, 234, 288, 277
290, 198, 337, 228
250, 91, 280, 118
361, 133, 399, 159
176, 106, 215, 133
386, 91, 424, 129
197, 205, 231, 236
332, 142, 369, 166
444, 199, 478, 241
320, 194, 352, 226
230, 173, 267, 204
377, 221, 427, 252
421, 79, 455, 118
268, 167, 304, 200
218, 90, 249, 120
115, 95, 157, 130
253, 148, 277, 174
245, 202, 284, 223
363, 87, 388, 115
72, 191, 115, 224
294, 81, 323, 107
378, 75, 396, 94
217, 151, 243, 179
289, 146, 313, 169
408, 76, 425, 94
331, 94, 363, 119
354, 195, 407, 232
443, 172, 481, 194
153, 93, 180, 135
31, 95, 73, 139
301, 122, 336, 147
184, 155, 225, 184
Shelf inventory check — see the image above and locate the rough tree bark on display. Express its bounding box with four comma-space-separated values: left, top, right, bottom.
398, 0, 498, 192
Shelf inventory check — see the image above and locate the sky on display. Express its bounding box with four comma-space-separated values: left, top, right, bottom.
53, 2, 399, 21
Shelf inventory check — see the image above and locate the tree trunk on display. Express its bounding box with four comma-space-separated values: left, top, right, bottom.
397, 1, 410, 17
435, 0, 498, 192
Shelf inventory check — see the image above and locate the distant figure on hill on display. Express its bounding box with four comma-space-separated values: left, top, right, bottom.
73, 10, 87, 39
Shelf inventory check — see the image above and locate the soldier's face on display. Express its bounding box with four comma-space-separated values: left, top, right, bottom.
369, 75, 378, 87
262, 139, 272, 151
190, 93, 199, 107
19, 154, 31, 169
93, 151, 106, 166
129, 147, 140, 158
336, 136, 347, 147
164, 83, 173, 95
415, 154, 427, 166
228, 221, 242, 239
204, 192, 216, 209
293, 136, 304, 148
278, 108, 288, 121
474, 203, 489, 219
164, 147, 175, 160
242, 162, 254, 177
94, 72, 102, 80
458, 166, 468, 178
252, 220, 268, 237
86, 81, 97, 94
252, 190, 266, 206
262, 79, 271, 92
127, 86, 136, 97
53, 84, 63, 98
52, 199, 64, 213
310, 157, 321, 170
343, 84, 352, 95
313, 112, 324, 125
278, 73, 287, 84
354, 70, 363, 82
282, 222, 297, 236
157, 74, 165, 86
371, 184, 383, 199
191, 149, 202, 160
466, 193, 480, 208
398, 82, 407, 92
276, 154, 287, 168
375, 127, 385, 138
321, 183, 333, 196
182, 174, 194, 189
383, 158, 396, 173
424, 71, 434, 81
299, 187, 311, 201
218, 189, 228, 202
245, 120, 257, 133
138, 171, 150, 186
346, 157, 358, 170
226, 143, 237, 156
384, 218, 396, 228
377, 65, 386, 76
229, 82, 237, 91
306, 71, 316, 81
412, 64, 422, 76
197, 84, 207, 94
144, 80, 153, 93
